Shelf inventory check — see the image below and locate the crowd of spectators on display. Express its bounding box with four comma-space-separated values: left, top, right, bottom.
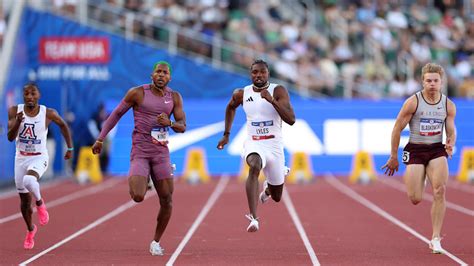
40, 0, 474, 98
0, 2, 11, 52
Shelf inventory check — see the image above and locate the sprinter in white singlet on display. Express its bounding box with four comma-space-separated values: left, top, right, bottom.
382, 63, 457, 254
7, 83, 73, 250
217, 59, 296, 232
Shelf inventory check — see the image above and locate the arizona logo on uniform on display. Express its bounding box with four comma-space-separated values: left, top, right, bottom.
19, 123, 37, 140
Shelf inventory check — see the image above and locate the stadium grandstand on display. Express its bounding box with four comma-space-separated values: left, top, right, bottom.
2, 0, 472, 98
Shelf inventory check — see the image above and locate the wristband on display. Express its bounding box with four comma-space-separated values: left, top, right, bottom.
96, 140, 103, 144
223, 131, 230, 136
67, 147, 74, 151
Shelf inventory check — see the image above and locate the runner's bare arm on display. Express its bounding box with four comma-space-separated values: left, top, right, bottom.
445, 99, 457, 158
390, 96, 416, 157
47, 108, 73, 159
169, 91, 186, 133
382, 95, 417, 175
7, 106, 22, 141
217, 89, 243, 149
270, 85, 295, 125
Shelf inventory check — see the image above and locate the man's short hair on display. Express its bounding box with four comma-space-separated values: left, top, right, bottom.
23, 83, 39, 91
421, 63, 445, 80
153, 61, 172, 74
251, 59, 269, 70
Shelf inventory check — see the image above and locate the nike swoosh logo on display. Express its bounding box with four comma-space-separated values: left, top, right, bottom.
168, 121, 224, 152
164, 101, 172, 104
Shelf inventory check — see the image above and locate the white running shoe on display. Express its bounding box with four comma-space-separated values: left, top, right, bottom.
259, 180, 271, 204
429, 237, 444, 254
150, 240, 164, 256
245, 214, 259, 232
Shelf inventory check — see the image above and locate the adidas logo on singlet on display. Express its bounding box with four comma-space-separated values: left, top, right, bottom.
246, 96, 254, 102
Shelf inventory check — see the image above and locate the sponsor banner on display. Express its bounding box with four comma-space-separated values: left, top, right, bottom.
107, 99, 474, 176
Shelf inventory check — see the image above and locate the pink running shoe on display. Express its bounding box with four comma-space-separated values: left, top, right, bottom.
37, 201, 49, 226
24, 224, 37, 249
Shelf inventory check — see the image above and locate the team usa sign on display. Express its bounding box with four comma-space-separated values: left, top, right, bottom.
39, 37, 110, 63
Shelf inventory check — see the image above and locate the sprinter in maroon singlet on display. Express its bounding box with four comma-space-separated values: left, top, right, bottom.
382, 63, 457, 254
92, 61, 186, 256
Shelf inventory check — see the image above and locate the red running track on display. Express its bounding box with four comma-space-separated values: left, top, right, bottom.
0, 175, 472, 265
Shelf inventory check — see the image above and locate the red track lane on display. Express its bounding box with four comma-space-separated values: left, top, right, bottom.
286, 178, 465, 265
0, 178, 128, 265
0, 179, 92, 216
20, 179, 218, 265
172, 179, 312, 265
355, 178, 473, 264
2, 176, 472, 265
447, 180, 474, 195
382, 177, 474, 210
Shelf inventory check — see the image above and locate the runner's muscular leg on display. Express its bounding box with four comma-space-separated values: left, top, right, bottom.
268, 184, 283, 202
20, 169, 40, 231
425, 156, 448, 239
403, 164, 426, 205
129, 175, 148, 202
246, 153, 262, 217
25, 170, 43, 206
152, 177, 174, 242
19, 192, 34, 231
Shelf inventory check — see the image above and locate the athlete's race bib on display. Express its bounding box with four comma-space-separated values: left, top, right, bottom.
251, 120, 273, 135
250, 120, 276, 140
18, 139, 41, 153
151, 127, 169, 145
419, 118, 443, 136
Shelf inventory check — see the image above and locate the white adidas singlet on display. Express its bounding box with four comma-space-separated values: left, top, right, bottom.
14, 104, 49, 193
241, 83, 286, 185
242, 83, 283, 143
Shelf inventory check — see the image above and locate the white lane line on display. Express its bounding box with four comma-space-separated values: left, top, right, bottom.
19, 196, 144, 266
0, 178, 66, 200
0, 178, 121, 224
166, 176, 229, 266
283, 189, 321, 266
326, 175, 468, 266
379, 178, 474, 217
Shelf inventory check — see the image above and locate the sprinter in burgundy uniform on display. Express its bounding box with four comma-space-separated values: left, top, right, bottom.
382, 63, 457, 254
92, 61, 186, 256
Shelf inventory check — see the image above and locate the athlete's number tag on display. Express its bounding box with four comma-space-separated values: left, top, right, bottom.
19, 139, 41, 153
251, 120, 273, 135
419, 118, 443, 136
151, 127, 169, 145
402, 151, 410, 163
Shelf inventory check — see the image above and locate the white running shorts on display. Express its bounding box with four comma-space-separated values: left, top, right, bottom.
15, 155, 49, 193
242, 140, 286, 185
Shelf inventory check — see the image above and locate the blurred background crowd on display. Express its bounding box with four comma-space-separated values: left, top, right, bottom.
1, 0, 473, 99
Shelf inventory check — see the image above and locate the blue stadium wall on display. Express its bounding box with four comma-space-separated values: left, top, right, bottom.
107, 99, 474, 177
0, 7, 250, 182
1, 8, 473, 183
